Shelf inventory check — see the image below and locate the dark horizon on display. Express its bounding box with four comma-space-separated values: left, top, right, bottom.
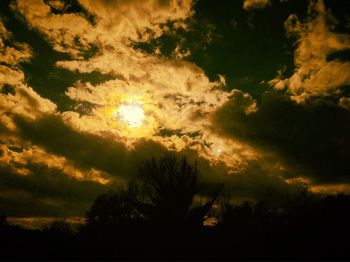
2, 155, 350, 260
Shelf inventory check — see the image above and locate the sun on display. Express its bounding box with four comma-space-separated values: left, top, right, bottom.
117, 103, 145, 127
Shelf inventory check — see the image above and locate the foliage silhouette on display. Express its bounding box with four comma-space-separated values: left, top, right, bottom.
43, 219, 74, 235
85, 155, 219, 228
2, 156, 350, 260
0, 213, 8, 227
132, 155, 219, 226
86, 188, 142, 226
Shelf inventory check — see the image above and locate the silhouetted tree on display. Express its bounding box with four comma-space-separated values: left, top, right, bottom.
43, 220, 74, 235
86, 154, 219, 229
86, 188, 142, 226
221, 200, 253, 227
0, 214, 8, 227
132, 155, 219, 226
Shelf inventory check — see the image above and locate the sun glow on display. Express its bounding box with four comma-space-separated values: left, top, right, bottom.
117, 103, 145, 127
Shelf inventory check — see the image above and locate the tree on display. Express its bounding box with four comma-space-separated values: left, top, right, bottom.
43, 220, 74, 235
132, 154, 219, 226
86, 188, 142, 226
86, 154, 220, 227
0, 214, 8, 227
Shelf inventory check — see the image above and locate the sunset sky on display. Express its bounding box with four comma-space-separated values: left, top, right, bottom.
0, 0, 350, 224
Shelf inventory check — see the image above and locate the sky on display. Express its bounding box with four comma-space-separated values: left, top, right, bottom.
0, 0, 350, 222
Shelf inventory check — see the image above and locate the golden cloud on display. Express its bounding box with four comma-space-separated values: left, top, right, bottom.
269, 0, 350, 102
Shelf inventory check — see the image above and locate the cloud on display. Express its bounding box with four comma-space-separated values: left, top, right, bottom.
2, 111, 256, 216
13, 114, 128, 176
0, 18, 31, 88
212, 90, 350, 184
0, 0, 249, 218
0, 15, 115, 216
0, 158, 107, 217
12, 0, 229, 140
1, 0, 349, 220
269, 0, 350, 102
0, 66, 24, 87
243, 0, 271, 11
221, 158, 307, 206
12, 0, 193, 56
0, 19, 32, 66
0, 144, 108, 183
12, 112, 254, 183
9, 0, 260, 170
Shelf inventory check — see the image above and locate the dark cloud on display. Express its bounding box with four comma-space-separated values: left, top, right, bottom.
0, 161, 106, 217
7, 112, 296, 215
0, 114, 173, 217
14, 114, 128, 176
224, 161, 305, 207
4, 98, 340, 217
327, 49, 350, 63
12, 113, 201, 181
212, 91, 350, 183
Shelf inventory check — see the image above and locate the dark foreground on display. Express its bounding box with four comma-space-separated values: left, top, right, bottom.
1, 193, 350, 260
